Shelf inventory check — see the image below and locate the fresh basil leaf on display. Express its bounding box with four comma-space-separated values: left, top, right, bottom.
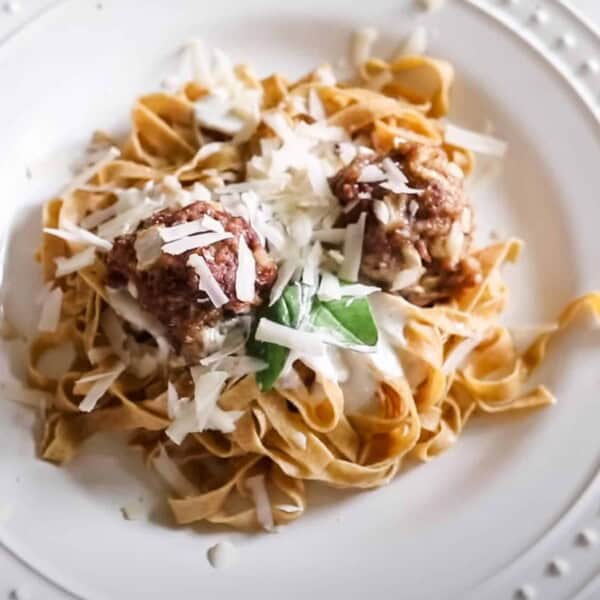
310, 296, 378, 348
246, 284, 303, 391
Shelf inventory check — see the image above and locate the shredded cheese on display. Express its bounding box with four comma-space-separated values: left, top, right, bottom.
255, 319, 326, 355
80, 203, 120, 230
207, 541, 239, 570
373, 200, 390, 224
380, 157, 421, 194
312, 228, 346, 244
216, 356, 268, 377
445, 123, 507, 157
339, 212, 366, 282
166, 369, 239, 444
351, 27, 378, 71
61, 146, 120, 199
54, 247, 96, 277
44, 222, 113, 252
302, 242, 322, 288
187, 254, 229, 307
159, 216, 224, 243
162, 231, 232, 255
358, 164, 385, 183
134, 227, 163, 269
152, 445, 198, 496
235, 236, 256, 302
307, 88, 326, 121
276, 504, 302, 514
246, 474, 275, 531
38, 287, 63, 333
290, 431, 308, 450
105, 289, 170, 362
397, 25, 428, 56
269, 257, 299, 306
77, 362, 126, 412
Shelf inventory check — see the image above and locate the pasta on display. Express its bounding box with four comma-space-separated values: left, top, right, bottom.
25, 34, 600, 532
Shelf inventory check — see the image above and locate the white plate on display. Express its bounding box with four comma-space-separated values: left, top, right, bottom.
2, 1, 600, 599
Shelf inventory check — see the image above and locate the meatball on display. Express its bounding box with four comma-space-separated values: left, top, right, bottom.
105, 201, 277, 358
330, 143, 481, 305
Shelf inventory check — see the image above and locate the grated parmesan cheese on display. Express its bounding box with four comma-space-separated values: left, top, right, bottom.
100, 307, 129, 363
373, 200, 390, 224
339, 212, 366, 282
167, 381, 186, 419
235, 236, 256, 302
80, 202, 120, 230
105, 289, 170, 361
195, 92, 246, 136
96, 200, 163, 241
187, 254, 229, 307
54, 247, 96, 277
38, 287, 63, 333
44, 222, 113, 252
337, 142, 358, 165
153, 445, 198, 496
246, 474, 275, 532
358, 164, 385, 183
444, 123, 507, 157
134, 227, 163, 269
166, 368, 240, 444
77, 362, 125, 412
290, 431, 308, 450
215, 355, 268, 377
161, 231, 232, 255
317, 271, 342, 301
312, 228, 346, 244
307, 88, 327, 122
302, 242, 322, 288
269, 256, 299, 306
351, 27, 378, 71
207, 541, 239, 569
255, 319, 326, 355
61, 146, 120, 199
397, 25, 428, 56
159, 216, 224, 243
276, 504, 302, 514
380, 158, 422, 194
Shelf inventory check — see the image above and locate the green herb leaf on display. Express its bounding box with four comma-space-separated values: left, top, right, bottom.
310, 296, 378, 348
246, 284, 303, 391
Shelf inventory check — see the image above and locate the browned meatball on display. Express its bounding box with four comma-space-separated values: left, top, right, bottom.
105, 201, 277, 358
330, 143, 481, 306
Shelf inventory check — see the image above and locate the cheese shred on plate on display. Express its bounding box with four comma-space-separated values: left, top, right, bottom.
187, 254, 229, 307
38, 287, 64, 332
54, 247, 96, 277
339, 212, 366, 282
162, 231, 232, 255
235, 236, 256, 302
77, 362, 126, 413
444, 123, 507, 157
